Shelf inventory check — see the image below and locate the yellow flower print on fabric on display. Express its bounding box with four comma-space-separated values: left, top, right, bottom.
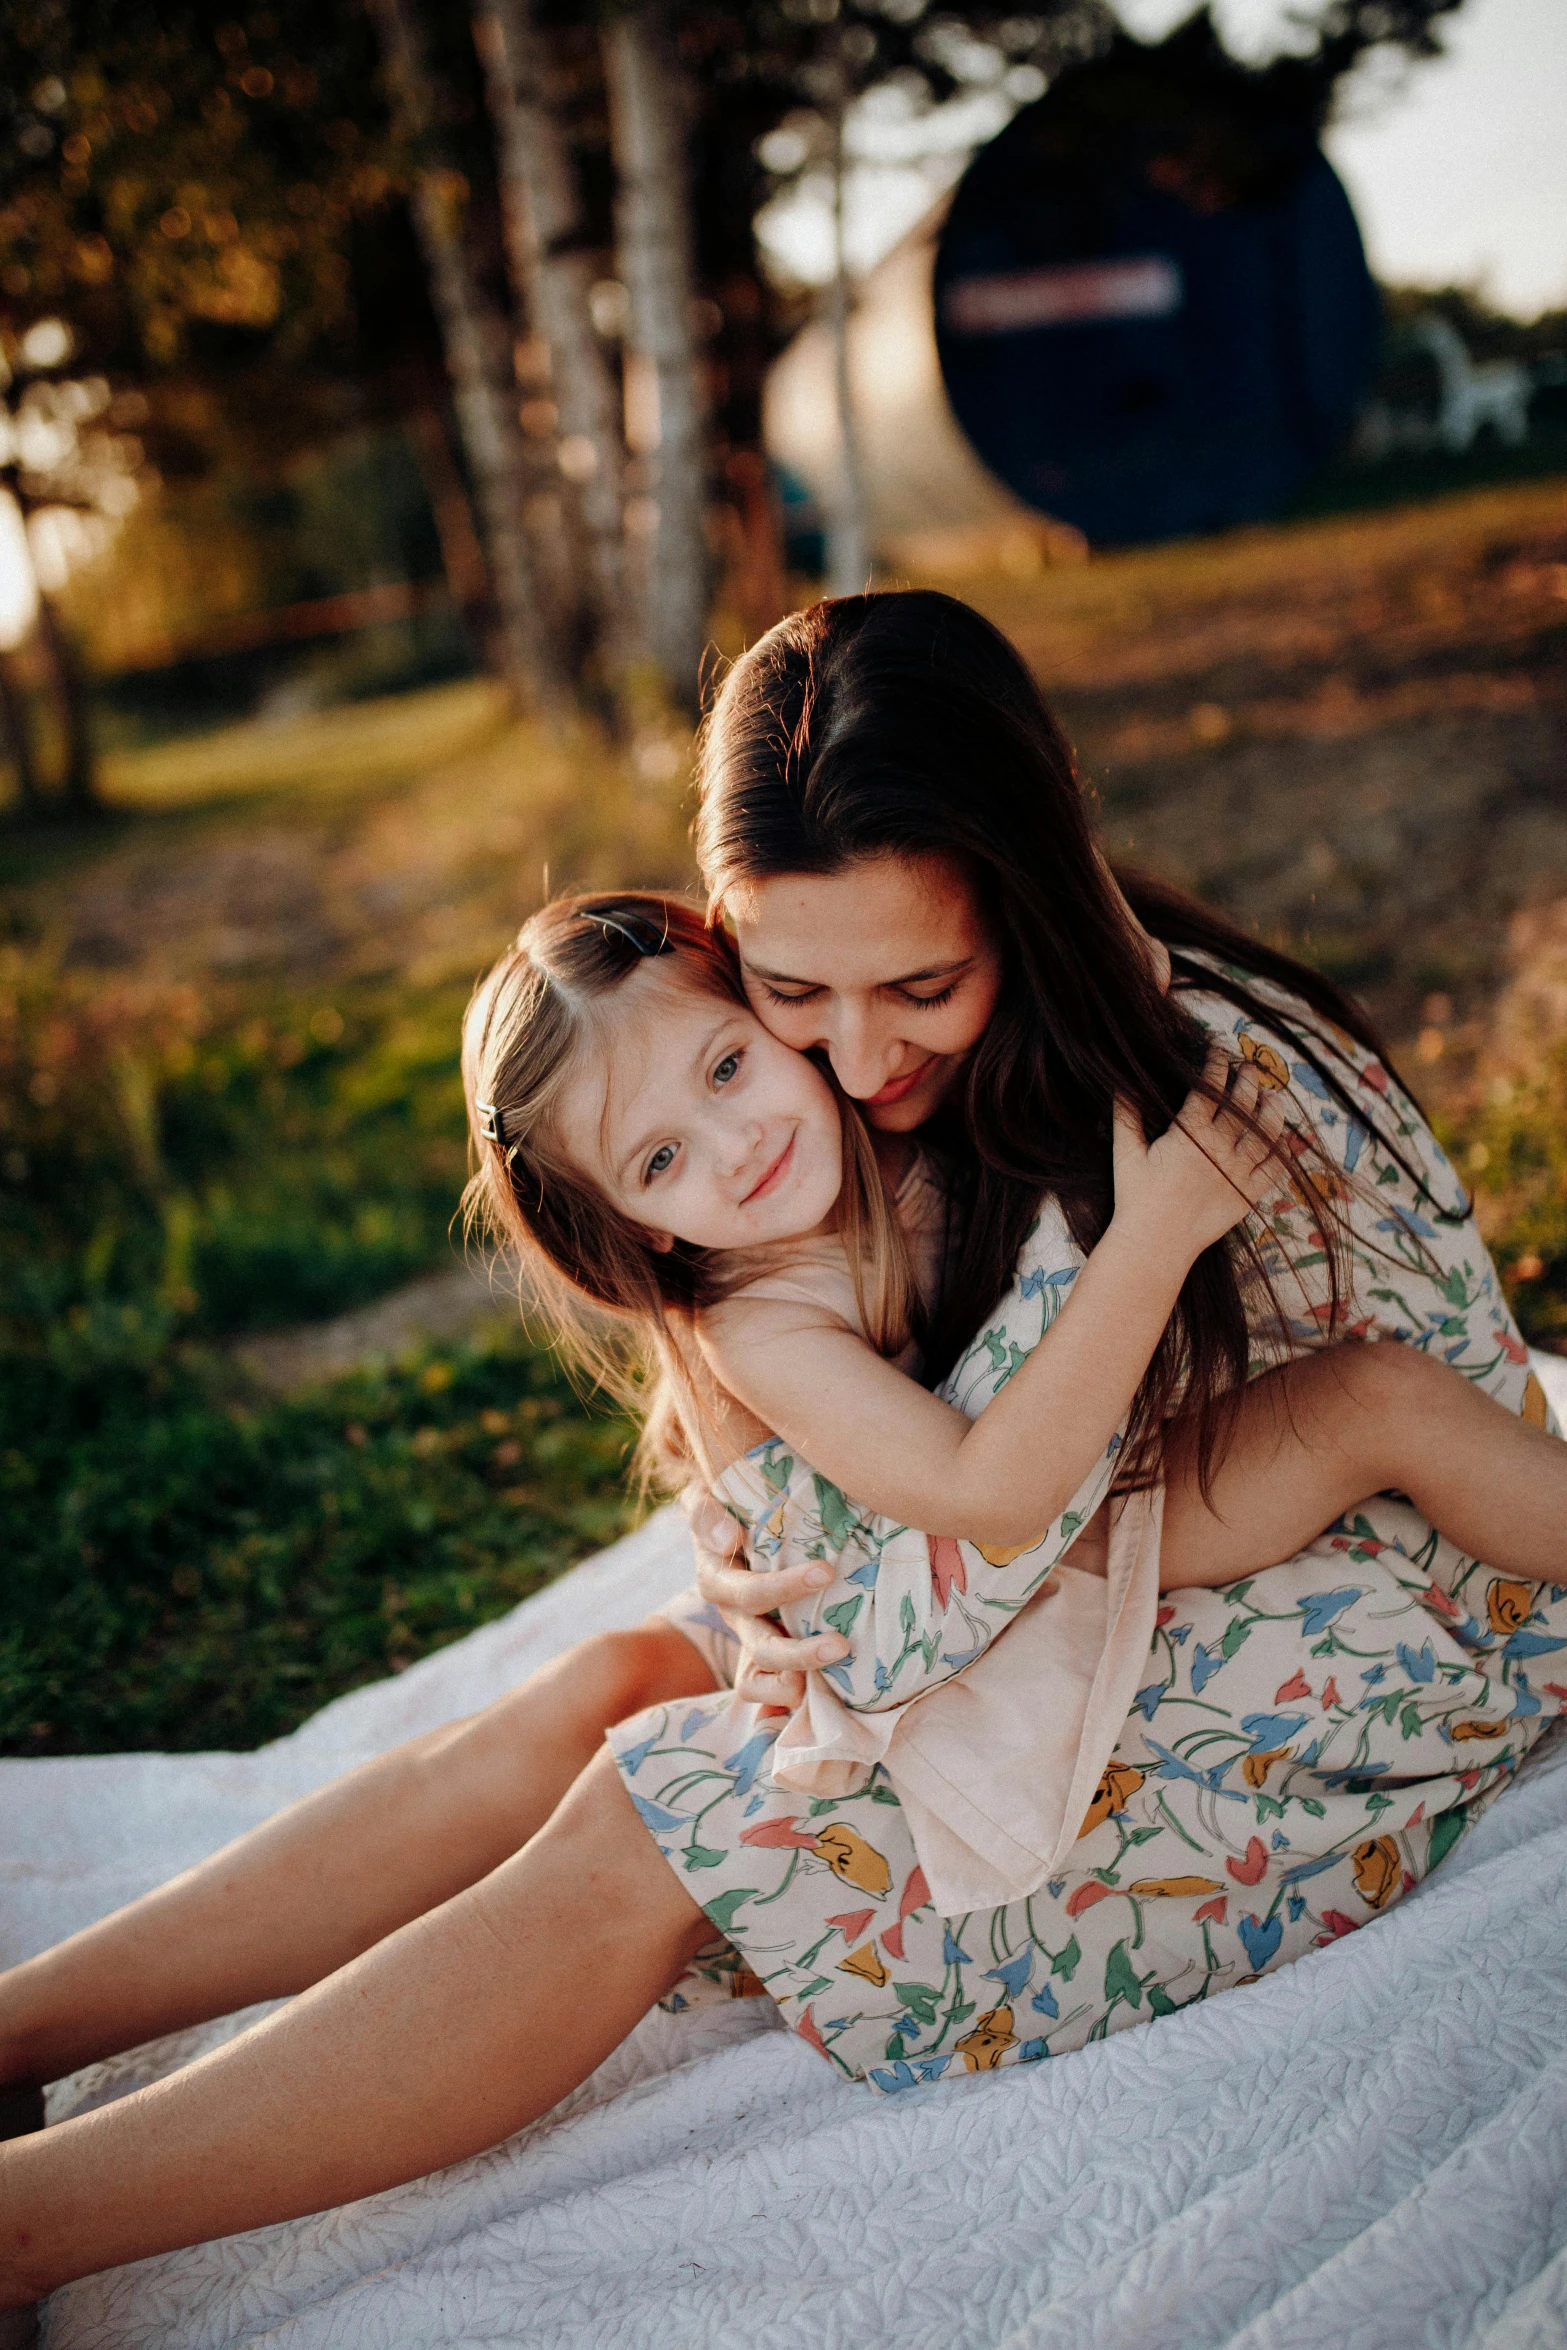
1078, 1761, 1145, 1839
838, 1942, 890, 1986
1487, 1579, 1535, 1637
956, 2004, 1018, 2071
813, 1823, 893, 1896
974, 1537, 1046, 1567
1352, 1835, 1402, 1910
1125, 1876, 1226, 1899
1238, 1034, 1290, 1090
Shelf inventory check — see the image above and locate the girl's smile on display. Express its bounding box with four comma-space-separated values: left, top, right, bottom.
741, 1131, 796, 1204
551, 958, 845, 1253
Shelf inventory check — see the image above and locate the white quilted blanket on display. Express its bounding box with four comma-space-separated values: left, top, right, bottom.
12, 1357, 1567, 2350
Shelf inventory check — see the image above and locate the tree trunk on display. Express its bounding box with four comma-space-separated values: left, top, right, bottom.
0, 650, 41, 816
31, 593, 96, 812
367, 0, 566, 711
602, 4, 710, 709
404, 404, 493, 647
825, 86, 870, 598
473, 0, 631, 696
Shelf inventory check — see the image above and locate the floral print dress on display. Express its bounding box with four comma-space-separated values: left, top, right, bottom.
608, 966, 1564, 2091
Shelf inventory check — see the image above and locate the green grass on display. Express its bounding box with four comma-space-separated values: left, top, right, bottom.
0, 949, 645, 1755
0, 863, 646, 1757
2, 962, 471, 1339
0, 668, 704, 1759
0, 1320, 639, 1756
1437, 1045, 1567, 1356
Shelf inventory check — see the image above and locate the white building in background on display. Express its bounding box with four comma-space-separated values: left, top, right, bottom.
762, 209, 1083, 577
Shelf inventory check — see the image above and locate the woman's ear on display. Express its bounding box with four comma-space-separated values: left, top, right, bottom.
649, 1229, 676, 1254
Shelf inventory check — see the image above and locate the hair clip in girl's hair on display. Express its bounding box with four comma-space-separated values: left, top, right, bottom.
475, 1099, 507, 1148
591, 911, 674, 958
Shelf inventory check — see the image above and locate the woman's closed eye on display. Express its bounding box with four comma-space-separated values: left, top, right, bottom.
897, 981, 959, 1011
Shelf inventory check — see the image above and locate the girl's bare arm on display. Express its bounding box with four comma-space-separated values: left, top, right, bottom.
703, 1061, 1284, 1546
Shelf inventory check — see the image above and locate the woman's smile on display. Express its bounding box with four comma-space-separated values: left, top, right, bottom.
866, 1057, 935, 1109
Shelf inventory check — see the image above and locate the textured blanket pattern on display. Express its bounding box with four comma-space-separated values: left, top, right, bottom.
14, 1360, 1567, 2348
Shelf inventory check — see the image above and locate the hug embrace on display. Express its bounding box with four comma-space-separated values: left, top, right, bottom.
3, 591, 1565, 2302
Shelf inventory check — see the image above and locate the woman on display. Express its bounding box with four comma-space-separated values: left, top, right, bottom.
0, 592, 1556, 2303
607, 589, 1560, 2081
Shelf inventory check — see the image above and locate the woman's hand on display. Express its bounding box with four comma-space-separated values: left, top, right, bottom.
1112, 1050, 1286, 1259
682, 1487, 850, 1709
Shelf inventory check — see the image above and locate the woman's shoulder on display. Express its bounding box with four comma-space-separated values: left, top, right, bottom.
1174, 950, 1416, 1125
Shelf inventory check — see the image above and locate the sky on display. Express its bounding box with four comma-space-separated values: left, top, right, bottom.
1324, 0, 1565, 316
760, 0, 1567, 319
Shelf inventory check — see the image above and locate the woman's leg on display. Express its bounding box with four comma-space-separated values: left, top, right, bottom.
1161, 1342, 1567, 1591
0, 1620, 715, 2095
0, 1748, 713, 2306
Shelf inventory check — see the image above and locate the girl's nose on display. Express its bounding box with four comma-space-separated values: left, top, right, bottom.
719, 1116, 767, 1179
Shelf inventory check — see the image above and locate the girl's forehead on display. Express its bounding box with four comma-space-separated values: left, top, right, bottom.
552, 960, 749, 1160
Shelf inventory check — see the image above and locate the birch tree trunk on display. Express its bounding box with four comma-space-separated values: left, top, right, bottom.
31, 593, 96, 812
367, 0, 565, 710
0, 651, 40, 815
473, 0, 631, 693
603, 4, 710, 708
825, 83, 870, 597
403, 403, 493, 648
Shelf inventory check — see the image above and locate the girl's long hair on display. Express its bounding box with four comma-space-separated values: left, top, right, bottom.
695, 591, 1441, 1489
461, 890, 916, 1488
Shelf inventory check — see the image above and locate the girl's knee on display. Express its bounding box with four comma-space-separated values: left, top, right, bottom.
431, 1625, 706, 1786
575, 1621, 715, 1721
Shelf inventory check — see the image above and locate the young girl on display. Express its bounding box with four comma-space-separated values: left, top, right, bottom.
464, 889, 1567, 1904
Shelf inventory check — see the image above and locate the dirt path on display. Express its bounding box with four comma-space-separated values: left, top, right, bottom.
232, 1258, 521, 1394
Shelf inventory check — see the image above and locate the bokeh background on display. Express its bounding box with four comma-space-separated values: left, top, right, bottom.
1, 0, 1563, 1758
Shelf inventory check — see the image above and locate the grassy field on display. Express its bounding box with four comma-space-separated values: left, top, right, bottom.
4, 475, 1566, 1755
1, 685, 689, 1754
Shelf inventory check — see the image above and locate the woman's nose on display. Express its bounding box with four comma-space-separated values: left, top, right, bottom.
825, 1003, 892, 1099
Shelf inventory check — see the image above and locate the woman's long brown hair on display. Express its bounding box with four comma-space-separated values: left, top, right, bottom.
695, 590, 1448, 1489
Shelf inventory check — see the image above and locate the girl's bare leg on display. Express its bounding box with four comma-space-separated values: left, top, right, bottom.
0, 1620, 714, 2095
0, 1748, 714, 2306
1161, 1342, 1567, 1591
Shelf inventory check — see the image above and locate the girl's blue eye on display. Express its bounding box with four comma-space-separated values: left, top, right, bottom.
646, 1144, 676, 1181
712, 1051, 741, 1086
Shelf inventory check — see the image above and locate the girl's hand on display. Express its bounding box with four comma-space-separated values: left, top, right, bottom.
1112, 1050, 1286, 1259
682, 1487, 849, 1708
